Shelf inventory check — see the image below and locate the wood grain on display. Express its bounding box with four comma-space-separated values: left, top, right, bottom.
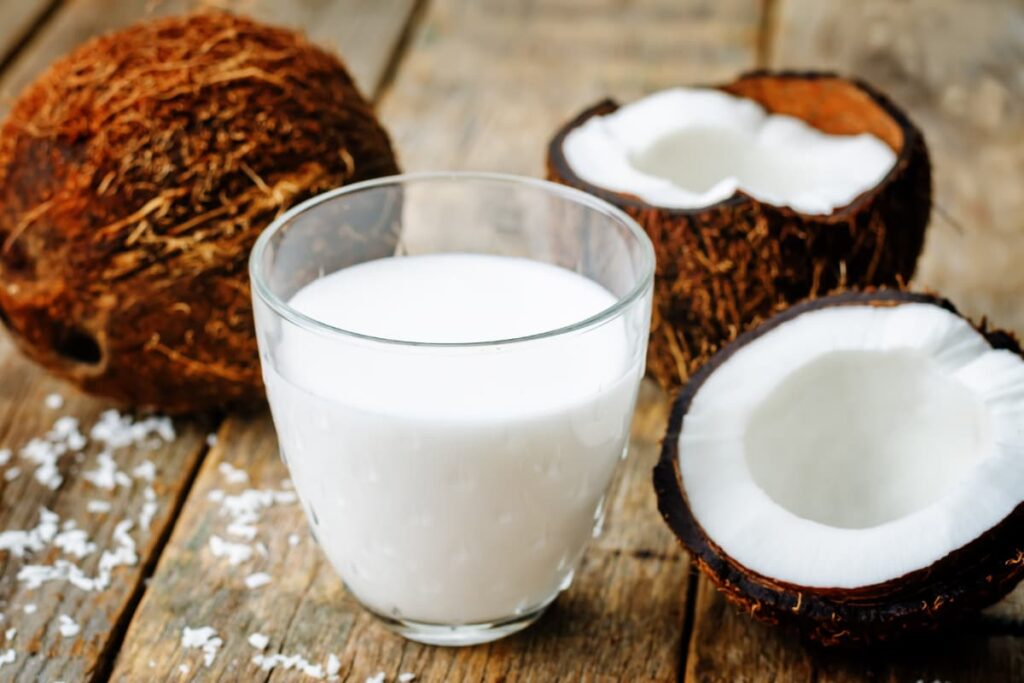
109, 386, 687, 682
684, 581, 813, 683
377, 0, 760, 174
679, 2, 1024, 681
0, 332, 211, 682
0, 0, 417, 115
770, 0, 1024, 337
0, 0, 54, 72
112, 0, 760, 680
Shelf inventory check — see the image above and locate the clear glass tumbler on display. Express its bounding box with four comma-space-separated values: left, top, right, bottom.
250, 172, 654, 646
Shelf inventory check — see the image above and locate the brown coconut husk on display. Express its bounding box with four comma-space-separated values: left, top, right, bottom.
654, 290, 1024, 647
0, 11, 400, 413
547, 71, 932, 392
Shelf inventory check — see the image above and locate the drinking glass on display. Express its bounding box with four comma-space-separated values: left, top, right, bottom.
250, 172, 654, 645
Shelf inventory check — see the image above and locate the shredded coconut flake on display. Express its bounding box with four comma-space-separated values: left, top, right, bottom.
244, 572, 271, 589
16, 415, 92, 490
182, 625, 222, 667
218, 462, 249, 484
22, 604, 36, 614
18, 519, 137, 591
288, 533, 300, 546
398, 673, 416, 682
0, 449, 10, 466
4, 628, 15, 640
83, 453, 123, 491
90, 410, 174, 450
0, 508, 58, 556
3, 467, 19, 482
53, 524, 98, 558
327, 654, 341, 677
0, 649, 14, 668
86, 500, 112, 514
44, 393, 64, 410
22, 440, 61, 489
209, 535, 252, 565
226, 520, 258, 541
57, 615, 80, 637
247, 632, 269, 650
366, 672, 386, 683
206, 487, 297, 564
206, 433, 219, 447
252, 651, 326, 679
131, 460, 156, 482
139, 487, 158, 531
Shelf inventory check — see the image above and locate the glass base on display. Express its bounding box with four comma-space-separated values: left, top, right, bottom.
370, 602, 551, 647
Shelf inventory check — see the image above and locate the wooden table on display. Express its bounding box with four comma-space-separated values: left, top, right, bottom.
0, 1, 1020, 680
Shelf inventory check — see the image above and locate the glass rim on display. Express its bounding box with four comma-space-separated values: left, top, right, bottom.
249, 171, 656, 349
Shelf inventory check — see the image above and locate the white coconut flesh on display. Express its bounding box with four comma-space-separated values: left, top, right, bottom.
562, 88, 898, 215
678, 302, 1024, 589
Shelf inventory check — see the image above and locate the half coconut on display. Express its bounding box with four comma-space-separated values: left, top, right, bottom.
655, 290, 1024, 646
547, 71, 932, 391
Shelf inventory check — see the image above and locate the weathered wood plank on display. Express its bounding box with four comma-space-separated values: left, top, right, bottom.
0, 0, 416, 115
686, 573, 1024, 683
378, 0, 760, 174
684, 582, 813, 683
113, 390, 684, 681
112, 0, 760, 680
0, 333, 212, 682
771, 0, 1024, 337
110, 414, 333, 681
681, 2, 1024, 681
0, 0, 54, 72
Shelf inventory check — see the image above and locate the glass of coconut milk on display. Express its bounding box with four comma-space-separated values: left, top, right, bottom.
250, 172, 654, 646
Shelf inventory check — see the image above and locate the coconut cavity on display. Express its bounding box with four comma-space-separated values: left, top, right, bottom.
744, 349, 989, 530
676, 300, 1024, 589
561, 88, 897, 214
547, 73, 932, 394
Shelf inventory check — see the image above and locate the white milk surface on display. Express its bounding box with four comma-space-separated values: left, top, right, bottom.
263, 254, 643, 624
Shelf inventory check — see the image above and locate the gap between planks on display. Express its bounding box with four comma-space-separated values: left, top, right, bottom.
755, 0, 779, 68
0, 0, 61, 79
372, 0, 432, 105
90, 429, 217, 682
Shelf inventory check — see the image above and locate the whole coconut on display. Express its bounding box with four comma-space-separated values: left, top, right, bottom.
0, 12, 399, 413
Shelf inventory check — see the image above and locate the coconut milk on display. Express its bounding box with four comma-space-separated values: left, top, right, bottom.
262, 254, 642, 625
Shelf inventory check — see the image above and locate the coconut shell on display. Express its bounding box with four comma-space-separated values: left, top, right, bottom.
547, 71, 932, 391
654, 290, 1024, 646
0, 12, 400, 413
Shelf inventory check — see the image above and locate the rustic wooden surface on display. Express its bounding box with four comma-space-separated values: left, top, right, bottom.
683, 2, 1024, 682
770, 0, 1024, 339
0, 335, 211, 683
0, 0, 1017, 681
